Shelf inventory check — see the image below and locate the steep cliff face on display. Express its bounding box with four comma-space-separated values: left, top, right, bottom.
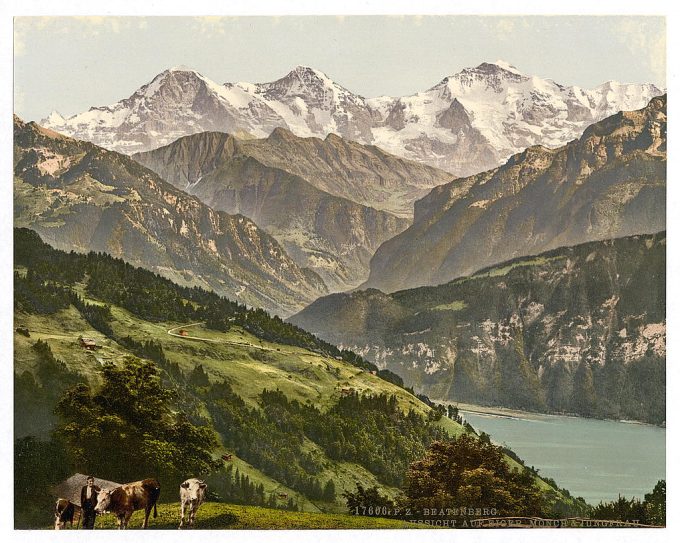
133, 130, 430, 291
364, 95, 666, 293
291, 233, 666, 424
13, 116, 327, 317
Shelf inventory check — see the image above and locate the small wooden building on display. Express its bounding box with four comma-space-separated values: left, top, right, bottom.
178, 329, 189, 337
79, 337, 98, 351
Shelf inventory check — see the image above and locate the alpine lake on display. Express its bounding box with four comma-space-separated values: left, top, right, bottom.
454, 404, 665, 504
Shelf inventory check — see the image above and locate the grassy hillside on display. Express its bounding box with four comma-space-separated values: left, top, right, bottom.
52, 502, 429, 530
14, 306, 433, 512
14, 227, 586, 522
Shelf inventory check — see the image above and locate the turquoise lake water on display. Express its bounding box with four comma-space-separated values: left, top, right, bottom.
459, 408, 665, 504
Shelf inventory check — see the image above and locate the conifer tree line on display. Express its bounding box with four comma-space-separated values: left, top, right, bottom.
14, 227, 404, 388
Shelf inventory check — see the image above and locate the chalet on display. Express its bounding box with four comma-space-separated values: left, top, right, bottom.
53, 473, 120, 528
340, 387, 353, 396
371, 370, 377, 376
178, 329, 189, 337
15, 326, 30, 337
221, 454, 233, 462
277, 493, 288, 499
79, 337, 98, 351
53, 473, 120, 508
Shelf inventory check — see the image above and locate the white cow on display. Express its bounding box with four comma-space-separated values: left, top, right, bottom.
179, 478, 207, 528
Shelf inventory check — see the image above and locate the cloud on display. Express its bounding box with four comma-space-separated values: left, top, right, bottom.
473, 16, 531, 43
493, 19, 515, 34
613, 18, 666, 86
13, 17, 54, 56
15, 16, 146, 50
192, 16, 229, 37
14, 87, 25, 115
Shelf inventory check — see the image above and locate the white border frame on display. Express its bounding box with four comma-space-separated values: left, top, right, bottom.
1, 2, 676, 543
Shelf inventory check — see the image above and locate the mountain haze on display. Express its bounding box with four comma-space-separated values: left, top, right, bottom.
364, 95, 666, 293
134, 125, 452, 219
13, 116, 327, 316
291, 233, 666, 425
132, 129, 453, 290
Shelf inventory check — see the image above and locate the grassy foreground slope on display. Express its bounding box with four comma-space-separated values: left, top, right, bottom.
14, 306, 436, 512
56, 502, 427, 530
14, 227, 583, 517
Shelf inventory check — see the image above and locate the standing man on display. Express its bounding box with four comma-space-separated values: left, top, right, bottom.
80, 476, 101, 529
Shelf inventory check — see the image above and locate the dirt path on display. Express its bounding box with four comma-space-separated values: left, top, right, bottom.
166, 322, 281, 353
167, 322, 222, 343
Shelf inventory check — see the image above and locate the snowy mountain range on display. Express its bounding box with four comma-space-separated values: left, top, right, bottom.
363, 94, 666, 293
42, 61, 663, 177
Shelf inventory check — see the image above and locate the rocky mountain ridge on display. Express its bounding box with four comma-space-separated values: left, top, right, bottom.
132, 128, 460, 292
13, 115, 327, 317
363, 94, 666, 293
290, 233, 666, 424
133, 130, 415, 291
42, 62, 663, 177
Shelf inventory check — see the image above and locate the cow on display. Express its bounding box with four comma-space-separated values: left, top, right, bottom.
179, 478, 207, 528
54, 498, 76, 530
94, 478, 161, 529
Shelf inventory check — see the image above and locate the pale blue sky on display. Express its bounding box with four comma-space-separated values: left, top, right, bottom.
14, 15, 666, 121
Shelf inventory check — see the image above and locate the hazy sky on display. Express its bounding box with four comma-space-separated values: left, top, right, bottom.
14, 15, 666, 121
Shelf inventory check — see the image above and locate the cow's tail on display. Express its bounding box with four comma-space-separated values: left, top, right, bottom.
153, 482, 161, 518
143, 479, 161, 519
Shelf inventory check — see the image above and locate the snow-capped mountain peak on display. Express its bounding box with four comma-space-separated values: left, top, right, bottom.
168, 64, 200, 73
493, 59, 522, 74
41, 62, 663, 177
287, 64, 333, 81
257, 64, 348, 103
44, 110, 65, 125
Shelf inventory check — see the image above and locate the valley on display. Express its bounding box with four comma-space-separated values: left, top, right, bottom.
12, 18, 667, 527
291, 233, 666, 425
14, 228, 584, 523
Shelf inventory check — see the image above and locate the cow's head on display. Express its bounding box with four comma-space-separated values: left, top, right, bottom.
180, 479, 207, 503
94, 488, 113, 513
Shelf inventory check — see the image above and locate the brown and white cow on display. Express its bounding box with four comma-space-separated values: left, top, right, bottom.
179, 478, 207, 528
54, 498, 76, 529
94, 478, 161, 529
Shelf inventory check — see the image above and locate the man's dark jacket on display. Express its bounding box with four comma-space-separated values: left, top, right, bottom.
80, 484, 101, 510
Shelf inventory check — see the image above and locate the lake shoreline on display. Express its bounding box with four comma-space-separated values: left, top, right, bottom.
454, 402, 665, 504
435, 400, 664, 428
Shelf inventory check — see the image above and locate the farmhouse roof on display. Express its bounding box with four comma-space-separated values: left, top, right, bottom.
52, 473, 121, 506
